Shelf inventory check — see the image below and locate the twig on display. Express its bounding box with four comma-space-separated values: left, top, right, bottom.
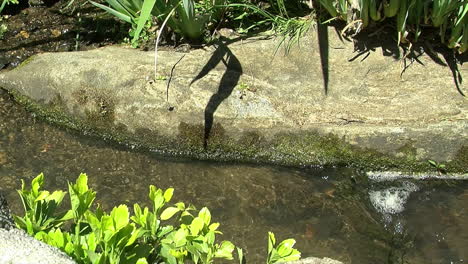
166, 54, 186, 103
154, 4, 179, 80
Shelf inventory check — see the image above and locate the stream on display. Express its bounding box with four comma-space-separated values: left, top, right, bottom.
0, 88, 467, 264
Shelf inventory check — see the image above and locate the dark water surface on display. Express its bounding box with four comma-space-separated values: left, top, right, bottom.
1, 89, 467, 264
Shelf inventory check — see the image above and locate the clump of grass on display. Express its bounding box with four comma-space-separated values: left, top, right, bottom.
318, 0, 468, 53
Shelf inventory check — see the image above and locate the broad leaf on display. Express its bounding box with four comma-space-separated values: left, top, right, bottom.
161, 207, 180, 220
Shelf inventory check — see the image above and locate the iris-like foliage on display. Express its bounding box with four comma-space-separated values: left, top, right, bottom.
318, 0, 468, 52
0, 0, 18, 14
90, 0, 223, 46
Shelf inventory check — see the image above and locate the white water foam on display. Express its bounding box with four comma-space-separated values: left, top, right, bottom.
369, 182, 419, 215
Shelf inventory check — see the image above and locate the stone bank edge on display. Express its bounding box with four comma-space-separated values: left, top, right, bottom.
3, 87, 467, 174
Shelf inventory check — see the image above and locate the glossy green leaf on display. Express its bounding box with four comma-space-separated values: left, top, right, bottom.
35, 191, 50, 202
136, 258, 148, 264
237, 247, 244, 264
198, 207, 211, 226
209, 222, 220, 231
31, 173, 45, 197
161, 207, 180, 220
175, 202, 186, 210
268, 231, 275, 254
131, 0, 157, 46
111, 205, 130, 230
190, 217, 204, 236
76, 173, 89, 194
163, 188, 174, 202
174, 228, 187, 247
215, 241, 235, 259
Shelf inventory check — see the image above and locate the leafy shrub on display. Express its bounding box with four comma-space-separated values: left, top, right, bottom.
14, 173, 301, 264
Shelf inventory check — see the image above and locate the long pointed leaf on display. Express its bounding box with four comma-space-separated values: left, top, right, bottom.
132, 0, 157, 45
90, 1, 133, 23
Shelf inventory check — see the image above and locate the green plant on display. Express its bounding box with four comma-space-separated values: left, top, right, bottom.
159, 205, 235, 264
0, 16, 7, 39
0, 0, 18, 14
317, 0, 468, 53
15, 174, 302, 264
428, 160, 447, 175
14, 173, 70, 235
90, 0, 223, 46
266, 231, 301, 264
13, 174, 239, 264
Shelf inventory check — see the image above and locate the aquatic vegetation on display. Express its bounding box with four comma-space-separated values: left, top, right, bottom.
14, 173, 301, 264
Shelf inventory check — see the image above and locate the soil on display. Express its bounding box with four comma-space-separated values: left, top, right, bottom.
0, 0, 130, 69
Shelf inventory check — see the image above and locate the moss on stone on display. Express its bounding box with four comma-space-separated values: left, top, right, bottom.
72, 89, 89, 104
446, 146, 468, 173
178, 122, 205, 150
84, 94, 116, 128
3, 88, 467, 173
396, 143, 418, 161
15, 55, 37, 69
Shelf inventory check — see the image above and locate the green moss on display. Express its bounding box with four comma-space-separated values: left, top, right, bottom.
446, 146, 468, 173
15, 55, 38, 69
72, 89, 89, 104
4, 88, 467, 173
396, 143, 418, 161
84, 94, 115, 127
178, 122, 205, 149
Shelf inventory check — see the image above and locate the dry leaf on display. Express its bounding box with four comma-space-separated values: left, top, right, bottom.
51, 29, 61, 37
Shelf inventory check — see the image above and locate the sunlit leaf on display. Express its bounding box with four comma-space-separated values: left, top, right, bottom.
161, 207, 180, 220
163, 188, 174, 202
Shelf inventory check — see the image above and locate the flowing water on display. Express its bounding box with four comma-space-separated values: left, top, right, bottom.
0, 88, 467, 264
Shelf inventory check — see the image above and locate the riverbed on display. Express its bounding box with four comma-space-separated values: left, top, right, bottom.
1, 88, 467, 264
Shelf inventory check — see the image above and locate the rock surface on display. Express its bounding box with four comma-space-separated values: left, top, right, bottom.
0, 29, 466, 171
0, 191, 15, 230
283, 257, 344, 264
0, 228, 77, 264
0, 192, 77, 264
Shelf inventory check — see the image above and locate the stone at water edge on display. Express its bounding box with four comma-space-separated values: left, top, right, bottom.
0, 228, 77, 264
0, 192, 77, 264
281, 257, 344, 264
0, 30, 466, 171
0, 191, 15, 230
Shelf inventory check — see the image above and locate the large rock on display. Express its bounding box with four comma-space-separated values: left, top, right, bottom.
0, 29, 466, 171
0, 192, 76, 264
283, 257, 343, 264
0, 228, 77, 264
0, 191, 15, 230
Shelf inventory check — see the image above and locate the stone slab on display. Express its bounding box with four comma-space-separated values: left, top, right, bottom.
0, 29, 466, 171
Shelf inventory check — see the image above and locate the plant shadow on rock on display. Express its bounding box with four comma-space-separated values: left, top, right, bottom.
189, 37, 242, 150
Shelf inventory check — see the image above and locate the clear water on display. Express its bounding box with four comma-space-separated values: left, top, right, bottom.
1, 89, 467, 264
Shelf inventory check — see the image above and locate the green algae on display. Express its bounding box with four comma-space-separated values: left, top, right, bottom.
3, 87, 467, 173
15, 55, 38, 69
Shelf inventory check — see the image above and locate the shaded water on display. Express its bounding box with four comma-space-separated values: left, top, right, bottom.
0, 89, 467, 264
